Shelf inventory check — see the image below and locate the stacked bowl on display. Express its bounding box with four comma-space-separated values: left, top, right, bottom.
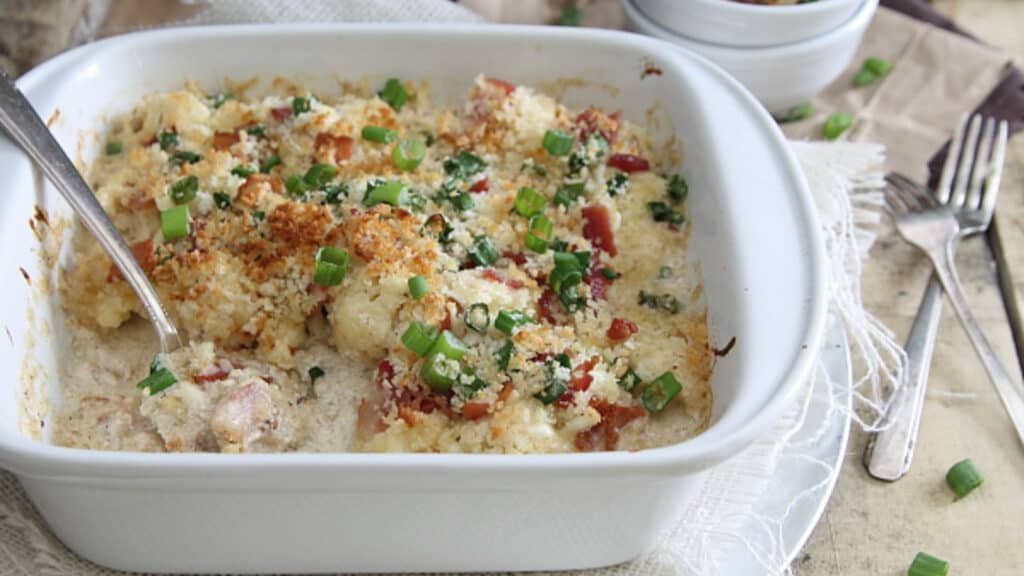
623, 0, 880, 114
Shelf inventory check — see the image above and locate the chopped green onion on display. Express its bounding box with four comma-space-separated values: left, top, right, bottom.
421, 353, 460, 391
378, 78, 409, 112
454, 372, 489, 400
252, 210, 265, 223
393, 139, 427, 171
780, 103, 814, 124
364, 179, 404, 205
246, 125, 266, 137
553, 181, 584, 207
864, 57, 893, 77
105, 141, 123, 156
137, 367, 177, 395
365, 181, 409, 207
495, 310, 533, 336
169, 176, 199, 204
292, 96, 311, 116
535, 355, 571, 405
420, 130, 435, 147
428, 330, 468, 361
514, 187, 547, 217
259, 154, 281, 173
618, 368, 642, 391
213, 192, 231, 209
667, 174, 688, 202
171, 151, 202, 166
607, 172, 630, 196
361, 125, 397, 144
908, 552, 949, 576
601, 267, 620, 280
550, 238, 569, 252
231, 165, 256, 178
638, 290, 658, 309
401, 321, 438, 357
464, 303, 491, 333
285, 175, 307, 197
641, 371, 682, 413
525, 214, 552, 254
495, 340, 514, 371
451, 192, 474, 211
313, 246, 350, 286
324, 184, 348, 204
443, 151, 486, 179
822, 112, 853, 140
945, 458, 983, 499
208, 93, 232, 109
521, 158, 547, 176
470, 235, 498, 267
853, 69, 877, 87
408, 275, 429, 299
160, 205, 190, 240
648, 201, 684, 225
158, 131, 178, 151
535, 379, 567, 405
557, 5, 582, 26
308, 366, 325, 382
304, 163, 337, 188
542, 129, 574, 156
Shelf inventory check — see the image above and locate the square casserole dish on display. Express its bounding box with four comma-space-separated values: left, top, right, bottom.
0, 25, 826, 573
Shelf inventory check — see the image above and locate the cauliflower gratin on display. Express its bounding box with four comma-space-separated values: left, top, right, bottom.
50, 75, 713, 454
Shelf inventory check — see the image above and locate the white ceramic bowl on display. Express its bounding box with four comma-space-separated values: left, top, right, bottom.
633, 0, 864, 48
0, 24, 826, 573
624, 0, 879, 114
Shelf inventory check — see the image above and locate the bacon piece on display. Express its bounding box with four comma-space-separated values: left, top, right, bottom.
195, 365, 231, 384
480, 268, 525, 290
536, 287, 564, 325
212, 131, 240, 151
270, 106, 292, 122
108, 239, 155, 282
607, 153, 649, 173
357, 360, 394, 437
575, 107, 621, 144
469, 178, 489, 193
315, 133, 354, 164
582, 205, 618, 257
461, 402, 490, 420
585, 269, 611, 302
502, 251, 527, 266
484, 77, 516, 95
574, 399, 647, 452
607, 318, 638, 342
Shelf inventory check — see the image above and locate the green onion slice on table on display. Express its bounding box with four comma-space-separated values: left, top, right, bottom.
945, 458, 983, 499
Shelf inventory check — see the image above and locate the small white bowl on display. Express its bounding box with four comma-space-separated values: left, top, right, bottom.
623, 0, 879, 114
633, 0, 863, 48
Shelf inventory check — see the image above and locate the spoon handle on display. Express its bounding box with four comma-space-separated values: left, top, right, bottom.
0, 70, 181, 353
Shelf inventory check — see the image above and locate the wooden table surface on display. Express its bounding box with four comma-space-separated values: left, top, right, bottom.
5, 1, 1024, 574
798, 2, 1024, 574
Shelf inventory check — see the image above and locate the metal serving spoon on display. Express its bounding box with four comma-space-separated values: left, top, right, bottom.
0, 69, 182, 353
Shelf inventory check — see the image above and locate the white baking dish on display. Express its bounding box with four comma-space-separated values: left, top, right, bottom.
0, 25, 826, 573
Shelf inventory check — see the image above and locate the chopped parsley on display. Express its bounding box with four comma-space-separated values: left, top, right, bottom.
213, 192, 231, 209
607, 172, 630, 196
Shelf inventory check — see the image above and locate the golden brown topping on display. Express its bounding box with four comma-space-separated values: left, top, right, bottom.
236, 174, 282, 207
267, 202, 335, 247
213, 131, 241, 151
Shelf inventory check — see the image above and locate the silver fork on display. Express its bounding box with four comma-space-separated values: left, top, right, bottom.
877, 120, 1024, 451
865, 115, 1008, 480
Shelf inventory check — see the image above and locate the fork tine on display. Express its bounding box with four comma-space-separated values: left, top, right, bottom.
979, 120, 1009, 222
936, 113, 970, 204
885, 175, 919, 211
950, 114, 983, 208
890, 174, 935, 210
966, 117, 996, 211
883, 179, 909, 214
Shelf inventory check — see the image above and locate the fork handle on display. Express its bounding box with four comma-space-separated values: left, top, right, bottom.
865, 274, 944, 481
929, 244, 1024, 446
